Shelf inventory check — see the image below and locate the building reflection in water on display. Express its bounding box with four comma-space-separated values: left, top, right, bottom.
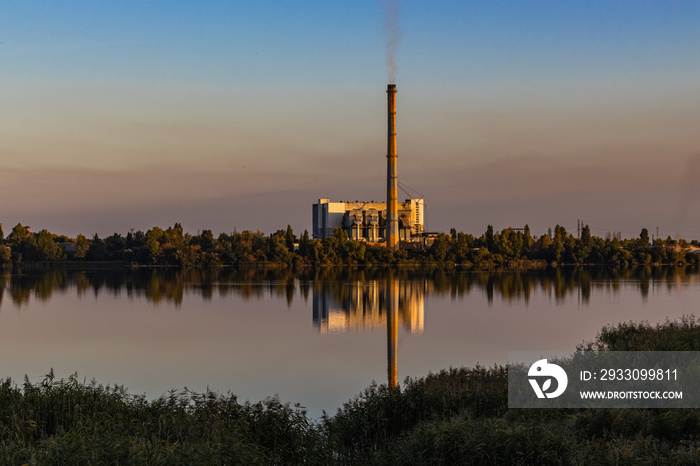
312, 279, 424, 334
313, 278, 425, 388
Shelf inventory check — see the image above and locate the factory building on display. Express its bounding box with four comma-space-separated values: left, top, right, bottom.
312, 84, 428, 248
312, 198, 424, 243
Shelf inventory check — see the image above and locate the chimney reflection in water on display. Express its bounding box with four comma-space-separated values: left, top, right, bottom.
312, 278, 424, 389
386, 274, 399, 389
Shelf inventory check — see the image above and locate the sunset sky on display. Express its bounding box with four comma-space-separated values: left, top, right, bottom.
2, 1, 700, 240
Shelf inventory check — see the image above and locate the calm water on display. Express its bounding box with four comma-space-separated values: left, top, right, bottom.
0, 267, 698, 417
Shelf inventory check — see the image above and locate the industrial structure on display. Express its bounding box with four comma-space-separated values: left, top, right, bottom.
312, 198, 424, 242
312, 84, 426, 248
386, 84, 399, 251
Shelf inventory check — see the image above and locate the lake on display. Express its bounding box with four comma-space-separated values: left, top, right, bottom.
0, 266, 697, 418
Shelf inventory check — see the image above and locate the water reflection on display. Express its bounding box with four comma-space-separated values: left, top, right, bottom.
3, 266, 696, 392
1, 266, 699, 417
311, 274, 424, 388
387, 275, 398, 389
311, 279, 424, 334
1, 266, 699, 309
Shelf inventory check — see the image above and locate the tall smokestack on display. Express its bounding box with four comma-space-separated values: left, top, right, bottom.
387, 84, 399, 251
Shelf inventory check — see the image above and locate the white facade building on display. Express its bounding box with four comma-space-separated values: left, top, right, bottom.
312, 198, 424, 242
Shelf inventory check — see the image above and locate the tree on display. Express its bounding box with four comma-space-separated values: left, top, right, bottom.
550, 238, 565, 263
268, 229, 290, 262
164, 224, 185, 250
7, 223, 30, 248
534, 234, 552, 260
86, 234, 108, 261
145, 228, 162, 264
333, 227, 349, 243
429, 234, 450, 262
299, 230, 311, 257
285, 225, 295, 250
6, 224, 36, 261
161, 224, 186, 264
176, 244, 201, 267
0, 245, 10, 264
75, 234, 90, 259
522, 225, 534, 256
104, 233, 126, 259
35, 229, 64, 260
454, 232, 472, 263
639, 228, 650, 248
581, 224, 592, 247
496, 228, 522, 260
484, 225, 495, 251
343, 240, 366, 265
198, 229, 216, 253
553, 225, 568, 242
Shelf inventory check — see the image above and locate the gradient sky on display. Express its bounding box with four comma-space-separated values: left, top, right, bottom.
2, 1, 700, 240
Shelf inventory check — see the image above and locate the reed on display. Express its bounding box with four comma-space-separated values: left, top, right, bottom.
0, 371, 325, 465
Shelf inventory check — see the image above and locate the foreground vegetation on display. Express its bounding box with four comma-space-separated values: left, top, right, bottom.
2, 317, 700, 464
1, 222, 699, 268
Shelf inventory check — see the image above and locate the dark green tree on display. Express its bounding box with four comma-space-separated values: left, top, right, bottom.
0, 245, 10, 264
522, 225, 534, 256
86, 234, 108, 261
285, 225, 295, 250
581, 224, 592, 247
453, 232, 472, 263
299, 229, 311, 257
484, 225, 495, 251
429, 234, 450, 262
199, 229, 216, 253
639, 228, 650, 248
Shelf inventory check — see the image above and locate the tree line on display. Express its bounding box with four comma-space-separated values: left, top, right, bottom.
0, 222, 698, 268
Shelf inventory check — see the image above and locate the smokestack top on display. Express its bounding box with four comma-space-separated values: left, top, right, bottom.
387, 83, 396, 91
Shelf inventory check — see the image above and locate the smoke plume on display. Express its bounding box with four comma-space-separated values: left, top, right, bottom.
382, 0, 401, 83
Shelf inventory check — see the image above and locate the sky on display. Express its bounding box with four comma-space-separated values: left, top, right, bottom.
2, 0, 700, 240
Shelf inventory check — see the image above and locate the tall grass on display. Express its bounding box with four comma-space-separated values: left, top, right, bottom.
0, 370, 325, 465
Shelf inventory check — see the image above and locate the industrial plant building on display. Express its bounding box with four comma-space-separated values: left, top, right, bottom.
312, 84, 429, 247
312, 198, 424, 243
